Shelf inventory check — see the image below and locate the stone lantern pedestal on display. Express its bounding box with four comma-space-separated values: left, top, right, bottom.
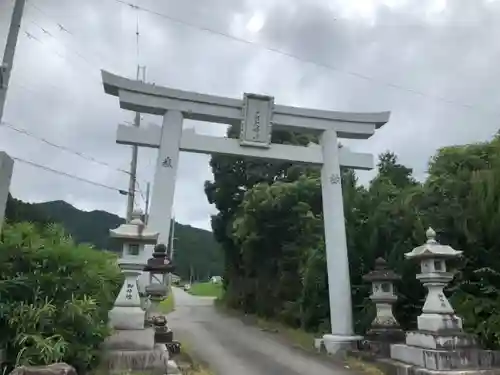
390, 228, 500, 372
360, 258, 404, 357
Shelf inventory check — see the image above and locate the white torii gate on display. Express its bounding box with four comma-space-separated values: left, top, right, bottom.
101, 70, 390, 354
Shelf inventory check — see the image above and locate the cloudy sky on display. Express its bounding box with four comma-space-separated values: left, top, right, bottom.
1, 0, 499, 230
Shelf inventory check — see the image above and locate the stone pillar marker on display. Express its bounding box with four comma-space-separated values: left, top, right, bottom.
361, 257, 404, 356
0, 151, 14, 231
390, 227, 500, 372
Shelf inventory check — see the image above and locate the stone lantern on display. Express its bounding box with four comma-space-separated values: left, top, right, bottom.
390, 228, 494, 371
103, 210, 175, 373
108, 209, 159, 332
404, 227, 463, 334
144, 243, 175, 325
362, 258, 404, 356
144, 243, 180, 354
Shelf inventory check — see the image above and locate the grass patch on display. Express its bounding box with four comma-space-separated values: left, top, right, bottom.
188, 282, 223, 298
255, 318, 316, 352
214, 300, 316, 352
159, 288, 175, 314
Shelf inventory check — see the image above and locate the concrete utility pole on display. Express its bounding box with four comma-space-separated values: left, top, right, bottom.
144, 181, 150, 224
125, 65, 146, 222
169, 215, 176, 259
0, 0, 26, 124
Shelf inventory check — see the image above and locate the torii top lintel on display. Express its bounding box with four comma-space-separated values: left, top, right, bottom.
101, 70, 390, 140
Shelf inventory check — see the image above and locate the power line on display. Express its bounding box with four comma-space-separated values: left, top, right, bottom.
0, 120, 131, 175
20, 25, 102, 83
11, 155, 130, 194
26, 16, 100, 71
1, 120, 150, 201
26, 0, 109, 67
109, 0, 495, 116
135, 179, 146, 203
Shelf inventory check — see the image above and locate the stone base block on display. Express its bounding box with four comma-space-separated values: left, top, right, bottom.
109, 306, 145, 330
349, 350, 500, 375
417, 313, 462, 332
323, 334, 363, 356
356, 327, 405, 358
406, 330, 478, 350
391, 343, 500, 370
101, 343, 170, 374
9, 363, 77, 375
155, 328, 173, 344
389, 360, 500, 375
367, 327, 405, 342
104, 328, 155, 351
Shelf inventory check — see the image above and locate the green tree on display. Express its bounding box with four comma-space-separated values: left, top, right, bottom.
205, 125, 317, 307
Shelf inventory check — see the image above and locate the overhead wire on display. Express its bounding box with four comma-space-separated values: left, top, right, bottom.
20, 24, 102, 83
11, 156, 130, 194
26, 0, 109, 68
0, 120, 131, 175
0, 120, 149, 203
25, 16, 101, 71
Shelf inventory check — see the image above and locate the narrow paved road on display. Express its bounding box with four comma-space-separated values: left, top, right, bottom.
168, 287, 355, 375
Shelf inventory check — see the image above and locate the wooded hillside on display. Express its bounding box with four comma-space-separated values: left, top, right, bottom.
4, 196, 223, 281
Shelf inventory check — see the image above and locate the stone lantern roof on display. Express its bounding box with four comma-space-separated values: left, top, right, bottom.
144, 243, 175, 273
110, 209, 159, 244
363, 258, 401, 282
404, 227, 462, 260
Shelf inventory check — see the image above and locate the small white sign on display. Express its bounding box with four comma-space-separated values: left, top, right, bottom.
240, 93, 274, 148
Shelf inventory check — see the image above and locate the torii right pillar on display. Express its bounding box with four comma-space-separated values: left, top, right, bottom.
320, 128, 361, 353
319, 128, 372, 354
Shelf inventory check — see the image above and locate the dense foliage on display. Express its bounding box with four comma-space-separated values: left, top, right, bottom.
206, 129, 500, 349
5, 198, 224, 281
0, 222, 122, 373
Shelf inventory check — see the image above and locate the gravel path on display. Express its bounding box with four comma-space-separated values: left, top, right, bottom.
168, 287, 356, 375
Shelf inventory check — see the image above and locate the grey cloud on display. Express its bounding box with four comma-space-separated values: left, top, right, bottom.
1, 0, 500, 231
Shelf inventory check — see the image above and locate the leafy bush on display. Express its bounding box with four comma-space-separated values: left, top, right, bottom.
0, 222, 122, 373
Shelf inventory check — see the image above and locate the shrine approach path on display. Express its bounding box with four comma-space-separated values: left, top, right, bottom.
168, 287, 356, 375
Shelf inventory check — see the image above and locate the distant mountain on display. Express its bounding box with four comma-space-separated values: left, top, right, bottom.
4, 195, 224, 281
